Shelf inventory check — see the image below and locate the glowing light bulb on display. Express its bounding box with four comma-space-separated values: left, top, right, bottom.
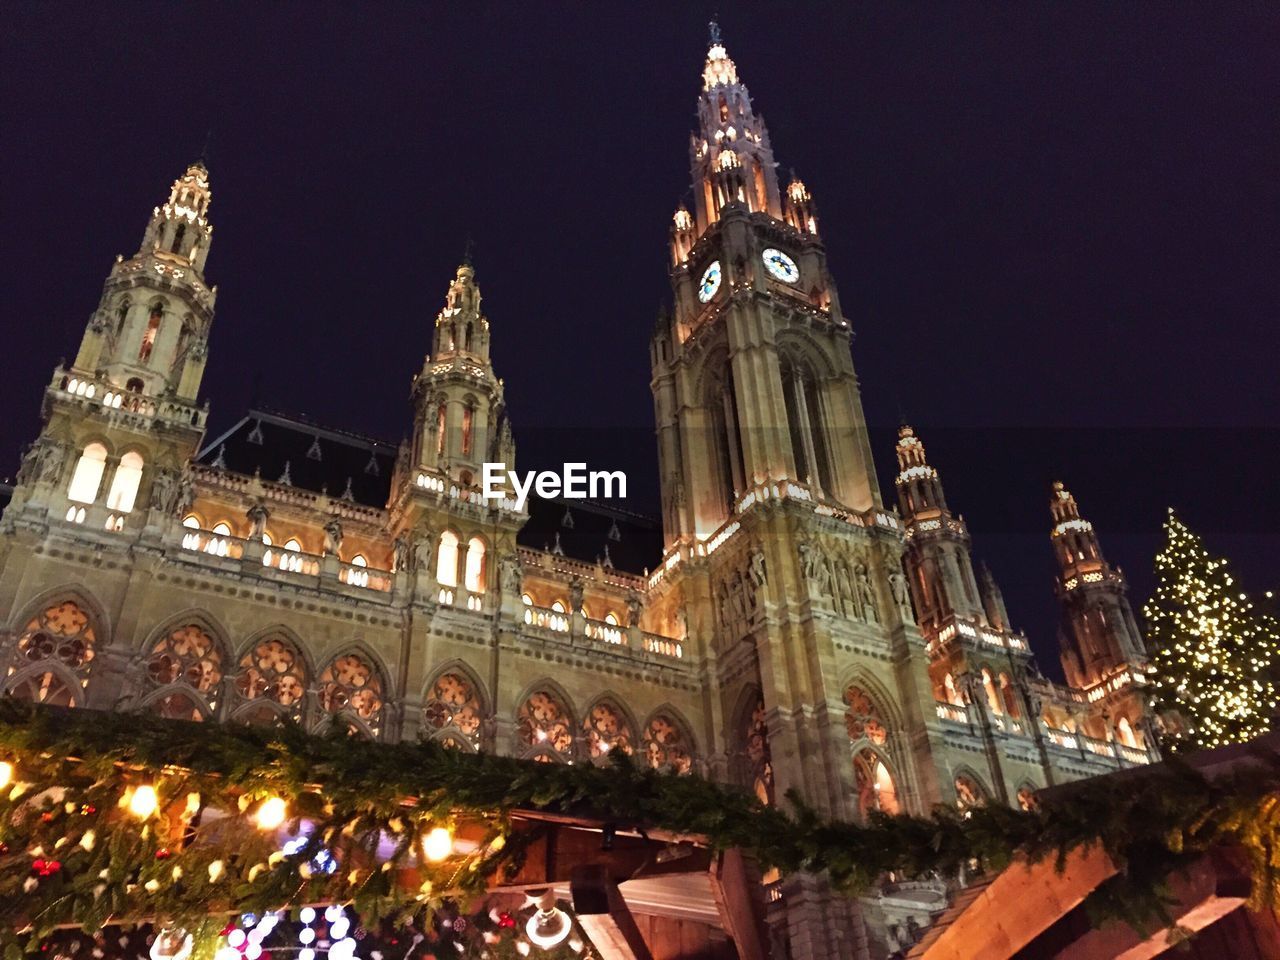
0, 760, 13, 789
422, 825, 453, 862
299, 907, 316, 924
255, 796, 287, 831
129, 784, 158, 819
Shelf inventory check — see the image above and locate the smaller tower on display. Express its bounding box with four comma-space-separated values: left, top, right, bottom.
895, 425, 985, 634
1049, 482, 1147, 690
783, 174, 819, 237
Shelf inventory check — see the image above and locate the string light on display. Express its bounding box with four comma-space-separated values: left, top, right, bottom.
128, 783, 158, 819
0, 759, 12, 789
422, 825, 453, 862
255, 796, 287, 831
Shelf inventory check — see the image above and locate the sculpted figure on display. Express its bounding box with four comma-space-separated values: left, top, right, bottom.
38, 442, 64, 485
889, 570, 913, 622
323, 518, 344, 556
748, 550, 767, 588
501, 553, 523, 595
413, 534, 434, 573
246, 500, 270, 540
392, 535, 410, 573
568, 576, 584, 613
854, 562, 878, 623
626, 590, 643, 627
176, 470, 196, 517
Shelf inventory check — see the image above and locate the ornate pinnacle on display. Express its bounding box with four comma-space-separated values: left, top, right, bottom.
708, 18, 722, 46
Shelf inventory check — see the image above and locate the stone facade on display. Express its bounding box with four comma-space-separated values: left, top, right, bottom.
0, 26, 1156, 960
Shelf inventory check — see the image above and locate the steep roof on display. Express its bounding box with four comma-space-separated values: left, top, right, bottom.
196, 410, 663, 575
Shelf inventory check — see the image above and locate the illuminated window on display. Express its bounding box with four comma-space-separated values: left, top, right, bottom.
644, 713, 692, 774
105, 450, 144, 513
982, 668, 1003, 716
182, 515, 200, 529
854, 749, 899, 817
954, 774, 985, 811
234, 634, 308, 723
146, 623, 224, 720
261, 532, 272, 546
423, 671, 483, 748
436, 530, 459, 587
461, 405, 474, 457
139, 306, 162, 362
464, 536, 485, 593
435, 404, 447, 456
521, 593, 533, 606
604, 612, 619, 626
319, 652, 384, 737
517, 689, 574, 758
583, 700, 634, 758
351, 554, 367, 567
1117, 716, 1139, 748
551, 599, 567, 614
67, 443, 107, 504
999, 673, 1020, 717
212, 522, 232, 537
7, 600, 97, 707
844, 685, 888, 746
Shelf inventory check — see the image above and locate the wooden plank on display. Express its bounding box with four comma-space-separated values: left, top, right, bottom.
571, 864, 656, 960
709, 849, 767, 960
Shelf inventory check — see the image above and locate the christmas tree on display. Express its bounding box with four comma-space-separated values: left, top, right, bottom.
1146, 509, 1277, 751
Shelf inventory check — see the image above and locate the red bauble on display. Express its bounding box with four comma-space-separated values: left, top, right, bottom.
155, 848, 172, 860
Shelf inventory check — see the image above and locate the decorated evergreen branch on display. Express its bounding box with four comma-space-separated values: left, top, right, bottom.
2, 699, 1280, 952
1146, 509, 1277, 751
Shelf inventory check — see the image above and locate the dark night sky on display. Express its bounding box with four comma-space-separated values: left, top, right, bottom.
2, 3, 1277, 674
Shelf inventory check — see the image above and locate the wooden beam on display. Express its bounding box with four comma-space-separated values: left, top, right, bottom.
570, 864, 655, 960
709, 849, 769, 960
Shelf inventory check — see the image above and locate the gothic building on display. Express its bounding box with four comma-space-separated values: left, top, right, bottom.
0, 26, 1155, 960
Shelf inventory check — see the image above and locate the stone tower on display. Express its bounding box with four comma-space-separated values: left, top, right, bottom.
1050, 481, 1151, 746
5, 161, 214, 537
650, 25, 939, 956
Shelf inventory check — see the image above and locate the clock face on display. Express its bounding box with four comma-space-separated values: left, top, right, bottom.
698, 260, 723, 302
762, 248, 800, 283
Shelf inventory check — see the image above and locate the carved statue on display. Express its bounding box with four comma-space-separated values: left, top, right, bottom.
500, 553, 523, 596
322, 518, 344, 556
814, 556, 833, 597
568, 576, 585, 613
797, 541, 817, 581
175, 470, 196, 517
626, 590, 643, 627
888, 570, 913, 622
246, 500, 270, 540
854, 562, 878, 623
748, 550, 767, 588
37, 441, 63, 485
392, 535, 410, 573
413, 534, 434, 573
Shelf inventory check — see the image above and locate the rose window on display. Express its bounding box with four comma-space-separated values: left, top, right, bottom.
644, 714, 692, 774
517, 691, 573, 756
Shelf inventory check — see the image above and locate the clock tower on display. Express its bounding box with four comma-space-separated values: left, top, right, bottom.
651, 24, 940, 958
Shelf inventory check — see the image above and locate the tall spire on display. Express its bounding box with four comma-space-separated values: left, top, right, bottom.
137, 160, 214, 276
686, 22, 782, 233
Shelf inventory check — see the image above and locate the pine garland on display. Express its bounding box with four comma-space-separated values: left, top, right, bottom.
1146, 509, 1277, 751
2, 699, 1280, 950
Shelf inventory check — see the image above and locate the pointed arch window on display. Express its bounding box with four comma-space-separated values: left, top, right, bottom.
318, 653, 383, 736
781, 355, 832, 495
6, 600, 97, 706
146, 623, 224, 720
517, 689, 574, 758
954, 774, 985, 811
67, 443, 107, 504
105, 451, 144, 513
139, 306, 162, 362
643, 713, 692, 774
854, 749, 899, 817
844, 684, 889, 746
708, 363, 746, 518
423, 671, 483, 748
435, 404, 447, 456
461, 405, 474, 457
981, 668, 1003, 716
583, 700, 634, 758
234, 634, 308, 724
746, 696, 774, 804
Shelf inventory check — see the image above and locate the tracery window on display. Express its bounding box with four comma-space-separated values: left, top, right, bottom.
435, 404, 447, 456
999, 673, 1021, 717
318, 653, 384, 736
954, 774, 985, 811
854, 748, 899, 817
461, 405, 474, 457
146, 623, 224, 720
423, 671, 483, 748
517, 689, 574, 758
105, 451, 144, 513
1017, 785, 1039, 812
139, 306, 162, 363
746, 696, 774, 805
6, 600, 97, 706
234, 634, 308, 724
436, 531, 459, 587
981, 668, 1003, 716
844, 684, 888, 746
67, 443, 107, 504
643, 713, 692, 774
583, 700, 634, 758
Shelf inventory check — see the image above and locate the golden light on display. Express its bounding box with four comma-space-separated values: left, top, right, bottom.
0, 760, 13, 789
421, 825, 453, 862
255, 796, 288, 831
129, 783, 159, 819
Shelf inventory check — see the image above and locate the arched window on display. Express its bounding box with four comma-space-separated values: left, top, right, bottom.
943, 672, 963, 707
780, 355, 833, 495
463, 536, 485, 593
171, 222, 186, 254
461, 405, 474, 457
954, 774, 985, 812
234, 634, 308, 724
126, 377, 144, 394
604, 612, 620, 626
7, 600, 97, 706
116, 301, 129, 333
67, 443, 107, 504
1117, 716, 1139, 748
854, 749, 899, 817
746, 696, 774, 804
423, 671, 484, 749
318, 653, 384, 736
708, 365, 745, 517
999, 673, 1021, 718
146, 623, 224, 720
350, 554, 367, 567
551, 599, 567, 614
583, 700, 634, 758
436, 530, 459, 587
139, 306, 162, 362
517, 689, 574, 759
182, 515, 200, 529
845, 685, 889, 746
644, 713, 693, 774
284, 538, 302, 552
521, 593, 533, 606
981, 668, 1003, 716
105, 451, 144, 513
435, 404, 447, 456
212, 522, 232, 537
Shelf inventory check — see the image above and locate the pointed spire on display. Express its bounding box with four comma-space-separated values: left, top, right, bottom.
708, 17, 722, 47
